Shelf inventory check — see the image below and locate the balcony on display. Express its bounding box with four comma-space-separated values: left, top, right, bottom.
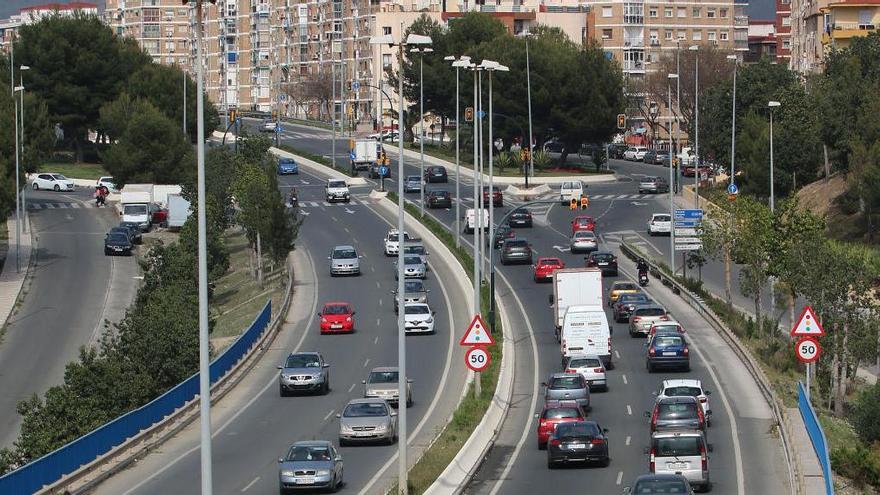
822, 21, 878, 43
623, 14, 644, 24
734, 15, 748, 27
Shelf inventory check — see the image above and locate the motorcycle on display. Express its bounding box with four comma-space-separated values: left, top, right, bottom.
638, 271, 649, 287
287, 188, 298, 208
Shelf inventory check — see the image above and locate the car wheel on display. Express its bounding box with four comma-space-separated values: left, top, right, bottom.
538, 441, 547, 450
406, 396, 413, 408
647, 362, 654, 373
600, 457, 611, 468
327, 475, 338, 493
32, 183, 39, 190
53, 184, 60, 191
547, 458, 557, 469
339, 438, 348, 447
279, 386, 287, 397
323, 380, 330, 395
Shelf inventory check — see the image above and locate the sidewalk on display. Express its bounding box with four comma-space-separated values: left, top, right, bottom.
0, 213, 32, 328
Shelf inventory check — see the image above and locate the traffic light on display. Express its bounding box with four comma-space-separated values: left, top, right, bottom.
520, 149, 531, 162
228, 109, 237, 124
569, 198, 578, 210
464, 107, 474, 122
617, 113, 626, 130
580, 195, 589, 210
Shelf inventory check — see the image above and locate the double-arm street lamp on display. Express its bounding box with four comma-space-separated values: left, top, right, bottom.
689, 45, 700, 208
370, 29, 432, 495
668, 73, 678, 275
727, 55, 738, 186
444, 55, 471, 248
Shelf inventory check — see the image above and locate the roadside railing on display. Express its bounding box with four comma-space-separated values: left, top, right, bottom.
798, 382, 834, 495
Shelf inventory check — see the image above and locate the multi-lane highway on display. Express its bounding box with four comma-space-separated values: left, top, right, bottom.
94, 162, 471, 494
0, 188, 137, 448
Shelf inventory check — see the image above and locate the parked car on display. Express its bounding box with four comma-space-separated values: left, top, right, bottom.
613, 293, 652, 323
571, 215, 596, 234
277, 440, 343, 493
629, 304, 670, 337
543, 372, 590, 411
639, 176, 670, 194
337, 398, 397, 446
424, 165, 448, 183
647, 396, 707, 436
319, 302, 355, 334
656, 379, 712, 422
508, 207, 533, 228
404, 175, 423, 194
648, 213, 672, 236
104, 232, 132, 256
403, 302, 435, 334
500, 238, 533, 265
96, 176, 117, 192
394, 255, 427, 279
625, 474, 695, 495
118, 222, 143, 244
547, 421, 610, 468
482, 185, 503, 207
277, 351, 330, 396
570, 230, 599, 253
623, 146, 648, 161
585, 252, 618, 276
563, 354, 607, 391
608, 281, 640, 306
643, 150, 658, 164
328, 245, 362, 276
648, 430, 711, 492
363, 366, 413, 407
31, 173, 74, 192
391, 279, 430, 313
277, 157, 299, 175
533, 257, 565, 282
646, 332, 691, 372
426, 189, 452, 209
489, 224, 516, 249
536, 399, 586, 449
608, 143, 629, 159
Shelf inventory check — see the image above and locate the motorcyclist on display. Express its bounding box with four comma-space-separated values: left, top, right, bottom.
637, 258, 649, 278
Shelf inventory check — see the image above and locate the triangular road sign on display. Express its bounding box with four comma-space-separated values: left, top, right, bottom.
460, 314, 495, 346
791, 306, 825, 337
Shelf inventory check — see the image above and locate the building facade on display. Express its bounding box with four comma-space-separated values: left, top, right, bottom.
746, 19, 778, 62
776, 0, 792, 62
0, 2, 99, 51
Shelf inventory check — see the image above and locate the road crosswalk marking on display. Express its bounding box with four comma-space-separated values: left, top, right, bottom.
29, 202, 95, 210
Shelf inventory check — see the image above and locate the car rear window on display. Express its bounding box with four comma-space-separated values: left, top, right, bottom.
324, 305, 351, 315
664, 386, 702, 397
613, 283, 639, 291
507, 240, 529, 248
592, 253, 614, 261
635, 307, 666, 317
569, 357, 602, 368
551, 376, 584, 389
556, 422, 599, 437
620, 294, 650, 304
653, 436, 702, 456
404, 280, 425, 292
658, 402, 698, 419
333, 248, 357, 259
541, 259, 561, 266
574, 231, 596, 239
542, 407, 581, 419
653, 215, 671, 222
633, 479, 691, 493
654, 335, 684, 347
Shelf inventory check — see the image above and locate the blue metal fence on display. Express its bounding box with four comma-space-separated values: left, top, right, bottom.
798, 381, 834, 495
0, 301, 272, 495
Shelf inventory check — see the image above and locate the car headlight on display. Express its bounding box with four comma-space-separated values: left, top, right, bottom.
426, 317, 434, 324
321, 317, 328, 323
311, 374, 321, 380
366, 389, 377, 396
316, 469, 331, 476
281, 470, 295, 477
341, 424, 353, 433
374, 424, 387, 432
345, 317, 352, 322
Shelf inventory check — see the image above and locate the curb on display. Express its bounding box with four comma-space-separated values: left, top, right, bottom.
40, 254, 296, 495
0, 212, 34, 330
270, 146, 368, 185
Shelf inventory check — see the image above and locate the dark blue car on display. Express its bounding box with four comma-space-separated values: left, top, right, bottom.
277, 158, 299, 175
646, 332, 690, 372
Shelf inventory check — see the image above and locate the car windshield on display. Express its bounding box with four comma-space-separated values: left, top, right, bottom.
556, 423, 599, 437
285, 355, 320, 368
403, 245, 425, 255
653, 215, 671, 222
540, 259, 561, 266
613, 283, 639, 291
406, 176, 420, 182
654, 335, 684, 347
576, 218, 593, 225
332, 249, 357, 259
506, 240, 529, 248
620, 294, 649, 304
431, 191, 449, 197
550, 376, 583, 389
404, 256, 422, 265
368, 371, 398, 383
323, 305, 351, 315
658, 402, 698, 419
286, 445, 332, 462
404, 280, 424, 292
542, 407, 581, 419
632, 479, 690, 493
642, 177, 658, 182
569, 357, 602, 368
124, 204, 148, 215
430, 167, 444, 173
513, 208, 529, 215
591, 253, 614, 261
653, 324, 681, 333
328, 180, 346, 188
404, 305, 430, 315
635, 307, 666, 317
280, 159, 295, 166
664, 386, 702, 397
387, 232, 409, 242
120, 222, 138, 229
562, 182, 580, 190
343, 402, 388, 417
654, 436, 702, 456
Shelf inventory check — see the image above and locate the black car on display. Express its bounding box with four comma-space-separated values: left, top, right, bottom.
118, 222, 143, 244
643, 150, 658, 164
369, 163, 391, 179
608, 143, 629, 159
424, 165, 448, 183
500, 238, 532, 265
489, 224, 516, 249
508, 208, 533, 228
104, 232, 132, 256
585, 252, 618, 276
613, 293, 652, 322
547, 421, 610, 468
426, 190, 452, 209
625, 474, 695, 494
109, 226, 137, 244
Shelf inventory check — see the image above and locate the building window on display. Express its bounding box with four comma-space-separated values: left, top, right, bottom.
178, 24, 187, 33
693, 30, 702, 41
602, 28, 613, 39
649, 7, 658, 17
383, 26, 391, 35
664, 7, 673, 17
177, 8, 187, 15
707, 8, 716, 18
720, 31, 729, 40
782, 15, 791, 26
692, 7, 701, 17
143, 24, 161, 38
143, 40, 159, 54
602, 6, 613, 17
783, 39, 791, 49
143, 8, 160, 22
165, 56, 174, 64
382, 53, 391, 68
720, 8, 728, 18
678, 30, 686, 40
649, 29, 659, 42
665, 30, 673, 40
164, 9, 174, 18
708, 31, 717, 41
165, 40, 175, 50
677, 7, 686, 18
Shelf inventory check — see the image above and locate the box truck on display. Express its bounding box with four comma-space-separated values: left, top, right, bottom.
120, 184, 154, 231
351, 139, 381, 171
551, 268, 604, 339
166, 193, 192, 229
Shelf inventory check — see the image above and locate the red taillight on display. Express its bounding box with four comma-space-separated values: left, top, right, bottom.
700, 443, 708, 470
539, 420, 550, 431
550, 439, 561, 446
697, 405, 705, 427
651, 406, 658, 430
660, 315, 670, 321
593, 368, 604, 373
565, 368, 576, 374
649, 447, 656, 472
683, 347, 690, 355
648, 346, 656, 356
633, 316, 642, 323
699, 397, 708, 403
591, 438, 605, 445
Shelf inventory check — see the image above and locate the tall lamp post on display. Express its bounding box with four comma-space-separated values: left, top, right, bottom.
411, 47, 433, 217
470, 60, 483, 397
370, 30, 432, 495
445, 55, 471, 248
482, 59, 508, 333
727, 55, 738, 185
18, 64, 30, 236
13, 84, 22, 273
668, 73, 678, 275
519, 31, 535, 188
689, 45, 699, 208
768, 100, 780, 318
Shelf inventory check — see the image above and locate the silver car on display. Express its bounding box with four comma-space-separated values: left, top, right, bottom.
563, 354, 607, 391
391, 279, 430, 313
628, 303, 670, 336
277, 440, 343, 493
277, 352, 330, 396
639, 176, 670, 194
394, 255, 427, 279
402, 242, 429, 268
329, 245, 362, 276
363, 366, 413, 407
569, 230, 598, 253
543, 372, 590, 411
337, 398, 397, 445
649, 430, 711, 491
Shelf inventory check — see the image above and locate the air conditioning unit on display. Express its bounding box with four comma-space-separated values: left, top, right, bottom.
312, 34, 320, 40
712, 40, 718, 46
312, 15, 319, 21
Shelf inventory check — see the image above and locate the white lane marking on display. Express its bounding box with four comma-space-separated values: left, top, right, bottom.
370, 266, 375, 273
323, 201, 332, 206
616, 471, 623, 485
363, 358, 370, 368
348, 383, 356, 393
330, 215, 338, 222
626, 404, 632, 416
375, 281, 380, 288
323, 409, 335, 421
376, 318, 380, 327
374, 336, 379, 344
241, 476, 260, 492
626, 435, 631, 446
344, 227, 350, 233
378, 298, 382, 307
121, 248, 321, 495
622, 374, 628, 385
615, 349, 621, 359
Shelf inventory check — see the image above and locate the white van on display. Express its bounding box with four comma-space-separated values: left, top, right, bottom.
464, 208, 489, 234
559, 180, 585, 205
560, 304, 612, 368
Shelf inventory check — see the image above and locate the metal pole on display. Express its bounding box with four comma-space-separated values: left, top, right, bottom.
769, 110, 775, 213
396, 29, 408, 495
478, 71, 486, 284
183, 70, 187, 135
694, 52, 699, 208
455, 64, 461, 248
13, 86, 20, 274
806, 363, 811, 402
332, 62, 336, 169
730, 62, 737, 185
488, 69, 495, 333
676, 45, 681, 194
472, 67, 482, 399
668, 80, 675, 275
419, 53, 425, 217
20, 72, 26, 235
195, 1, 213, 493
340, 60, 345, 143
525, 36, 534, 188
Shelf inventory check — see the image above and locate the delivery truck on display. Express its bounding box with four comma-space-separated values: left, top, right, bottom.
551, 268, 604, 340
350, 139, 381, 171
166, 193, 192, 229
120, 184, 154, 231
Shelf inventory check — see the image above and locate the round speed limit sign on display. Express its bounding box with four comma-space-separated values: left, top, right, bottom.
795, 337, 821, 364
465, 347, 491, 372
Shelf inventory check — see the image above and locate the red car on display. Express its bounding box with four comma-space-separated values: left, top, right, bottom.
571, 215, 596, 235
150, 204, 168, 227
482, 186, 503, 207
682, 165, 714, 178
319, 302, 355, 334
537, 400, 586, 449
533, 257, 565, 282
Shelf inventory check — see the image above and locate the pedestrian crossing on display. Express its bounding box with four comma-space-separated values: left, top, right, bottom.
296, 197, 374, 208
29, 202, 96, 210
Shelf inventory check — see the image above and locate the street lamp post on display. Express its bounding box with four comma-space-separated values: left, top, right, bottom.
470, 61, 483, 398
13, 84, 22, 273
482, 60, 508, 333
768, 100, 780, 320
370, 30, 432, 495
689, 45, 699, 208
411, 47, 433, 217
668, 73, 678, 275
332, 62, 337, 169
520, 31, 535, 188
19, 65, 30, 235
675, 40, 681, 194
445, 55, 471, 248
727, 55, 738, 185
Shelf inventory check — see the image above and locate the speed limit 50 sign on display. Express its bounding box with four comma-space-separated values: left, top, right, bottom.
795, 337, 821, 364
465, 347, 491, 372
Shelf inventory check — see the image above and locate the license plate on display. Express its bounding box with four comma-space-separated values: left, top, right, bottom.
296, 477, 316, 485
663, 352, 678, 356
355, 431, 372, 437
570, 443, 586, 449
598, 262, 608, 266
331, 324, 342, 329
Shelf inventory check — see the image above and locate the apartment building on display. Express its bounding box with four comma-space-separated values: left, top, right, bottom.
820, 0, 880, 50
0, 2, 99, 52
746, 19, 778, 62
776, 0, 792, 62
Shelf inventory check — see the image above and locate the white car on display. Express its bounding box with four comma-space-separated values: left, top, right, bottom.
559, 180, 585, 205
648, 213, 671, 236
623, 146, 648, 161
31, 173, 74, 192
325, 178, 350, 203
678, 147, 697, 166
403, 303, 435, 334
260, 119, 277, 132
563, 353, 607, 391
656, 379, 712, 424
96, 176, 117, 192
383, 229, 411, 256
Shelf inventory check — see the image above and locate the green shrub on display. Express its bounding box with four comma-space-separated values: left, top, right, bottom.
853, 382, 880, 444
831, 445, 880, 488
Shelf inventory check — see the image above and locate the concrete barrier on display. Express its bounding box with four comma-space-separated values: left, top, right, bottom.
269, 146, 367, 185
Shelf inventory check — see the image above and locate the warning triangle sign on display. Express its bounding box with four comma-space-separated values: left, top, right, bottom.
460, 314, 495, 346
790, 306, 825, 337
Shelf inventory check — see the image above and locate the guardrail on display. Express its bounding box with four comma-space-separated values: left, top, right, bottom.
619, 240, 802, 495
0, 298, 275, 494
798, 382, 834, 495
